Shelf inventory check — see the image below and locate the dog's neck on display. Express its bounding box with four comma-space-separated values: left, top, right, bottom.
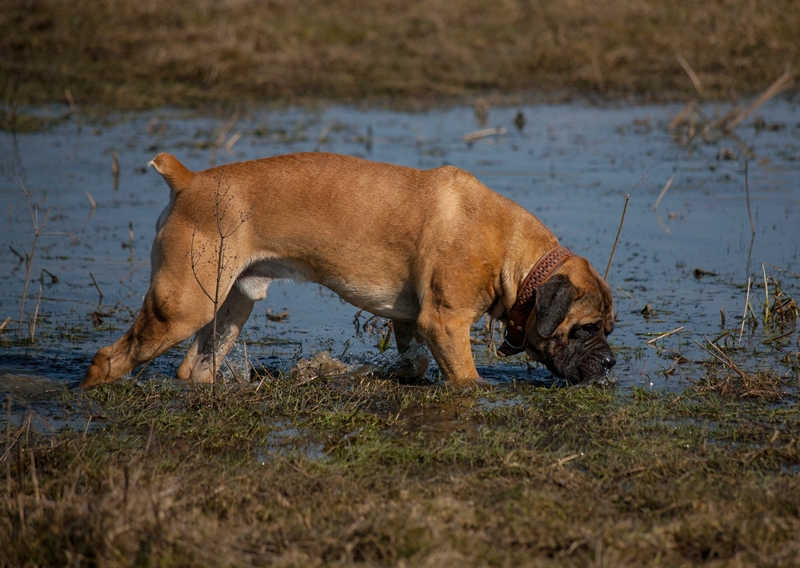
488, 230, 558, 320
497, 246, 573, 356
504, 223, 560, 300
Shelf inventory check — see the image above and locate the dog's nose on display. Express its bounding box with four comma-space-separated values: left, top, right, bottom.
600, 352, 616, 370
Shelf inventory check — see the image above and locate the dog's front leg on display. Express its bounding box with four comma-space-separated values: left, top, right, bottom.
81, 283, 214, 387
177, 284, 256, 383
416, 310, 481, 387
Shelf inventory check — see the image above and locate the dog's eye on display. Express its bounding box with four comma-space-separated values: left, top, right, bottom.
570, 322, 601, 339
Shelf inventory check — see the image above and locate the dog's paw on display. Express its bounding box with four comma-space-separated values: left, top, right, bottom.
80, 348, 114, 388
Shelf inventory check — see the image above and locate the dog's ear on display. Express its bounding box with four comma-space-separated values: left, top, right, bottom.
598, 273, 615, 334
534, 274, 576, 337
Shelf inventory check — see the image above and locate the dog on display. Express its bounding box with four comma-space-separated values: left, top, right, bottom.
81, 152, 615, 388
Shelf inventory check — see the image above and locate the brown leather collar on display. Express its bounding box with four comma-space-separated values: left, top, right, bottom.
497, 246, 574, 356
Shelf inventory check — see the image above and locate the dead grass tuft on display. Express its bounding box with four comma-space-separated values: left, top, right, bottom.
690, 368, 791, 402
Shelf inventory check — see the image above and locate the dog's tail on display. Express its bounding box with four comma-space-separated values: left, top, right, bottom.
148, 153, 194, 194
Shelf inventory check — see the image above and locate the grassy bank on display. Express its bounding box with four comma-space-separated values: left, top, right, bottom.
2, 0, 798, 110
2, 367, 799, 566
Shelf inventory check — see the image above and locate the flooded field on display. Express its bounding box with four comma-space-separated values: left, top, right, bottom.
2, 99, 799, 397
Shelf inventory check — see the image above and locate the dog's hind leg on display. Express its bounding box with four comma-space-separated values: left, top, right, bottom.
390, 320, 430, 381
393, 320, 425, 353
177, 284, 256, 383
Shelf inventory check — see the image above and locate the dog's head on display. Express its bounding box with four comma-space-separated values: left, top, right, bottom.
523, 256, 615, 384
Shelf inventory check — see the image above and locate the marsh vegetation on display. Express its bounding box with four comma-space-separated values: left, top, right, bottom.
1, 1, 800, 564
2, 0, 799, 109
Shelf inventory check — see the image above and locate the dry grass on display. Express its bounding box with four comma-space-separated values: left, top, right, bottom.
2, 0, 798, 109
690, 366, 793, 402
2, 374, 800, 567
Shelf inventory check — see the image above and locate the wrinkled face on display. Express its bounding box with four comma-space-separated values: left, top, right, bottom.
523, 260, 616, 384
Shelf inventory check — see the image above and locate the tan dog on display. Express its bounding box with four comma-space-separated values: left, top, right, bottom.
81, 152, 615, 388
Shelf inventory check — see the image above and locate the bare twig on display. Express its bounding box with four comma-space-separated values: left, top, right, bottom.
652, 175, 674, 212
591, 53, 604, 91
646, 326, 684, 346
695, 338, 749, 381
474, 98, 490, 127
39, 268, 58, 284
462, 127, 507, 142
119, 261, 148, 283
614, 287, 637, 304
605, 172, 648, 281
714, 105, 744, 131
670, 72, 794, 156
189, 170, 250, 384
548, 453, 580, 469
668, 101, 694, 133
29, 284, 42, 341
64, 88, 77, 114
762, 263, 769, 324
739, 277, 751, 347
487, 316, 497, 354
744, 160, 755, 239
5, 398, 10, 493
29, 449, 40, 508
676, 54, 704, 97
89, 273, 104, 302
85, 190, 97, 217
762, 263, 800, 278
224, 360, 241, 385
243, 341, 249, 382
9, 246, 24, 262
721, 71, 794, 132
210, 105, 241, 166
18, 182, 50, 341
317, 119, 336, 144
112, 152, 119, 190
225, 132, 241, 154
64, 88, 82, 133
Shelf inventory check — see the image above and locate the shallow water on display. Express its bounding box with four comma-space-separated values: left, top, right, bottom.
1, 99, 799, 399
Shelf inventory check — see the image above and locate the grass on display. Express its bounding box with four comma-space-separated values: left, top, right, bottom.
2, 0, 799, 110
2, 366, 799, 567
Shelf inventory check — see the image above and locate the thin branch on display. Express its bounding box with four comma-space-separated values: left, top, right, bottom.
738, 278, 751, 347
605, 172, 648, 281
675, 54, 704, 97
652, 175, 674, 212
696, 337, 750, 381
722, 71, 794, 132
18, 181, 50, 341
646, 326, 684, 346
90, 273, 104, 303
29, 285, 42, 342
210, 105, 240, 166
744, 160, 755, 239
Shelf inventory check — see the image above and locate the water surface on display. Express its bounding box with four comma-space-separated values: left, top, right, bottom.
2, 100, 798, 397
